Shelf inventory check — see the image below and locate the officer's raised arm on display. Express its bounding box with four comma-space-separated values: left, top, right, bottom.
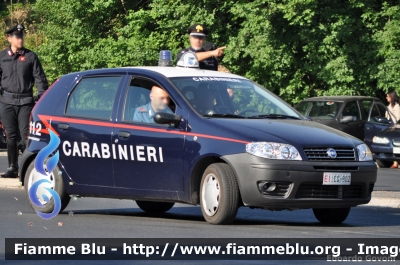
195, 46, 226, 61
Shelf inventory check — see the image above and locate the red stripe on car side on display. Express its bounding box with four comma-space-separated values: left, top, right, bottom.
37, 115, 249, 144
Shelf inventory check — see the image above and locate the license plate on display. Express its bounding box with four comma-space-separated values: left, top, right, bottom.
393, 147, 400, 154
323, 172, 351, 185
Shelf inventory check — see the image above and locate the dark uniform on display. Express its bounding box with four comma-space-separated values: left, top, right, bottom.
176, 24, 218, 71
0, 25, 48, 178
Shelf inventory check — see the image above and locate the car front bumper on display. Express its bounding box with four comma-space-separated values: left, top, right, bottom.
222, 153, 377, 209
371, 143, 400, 162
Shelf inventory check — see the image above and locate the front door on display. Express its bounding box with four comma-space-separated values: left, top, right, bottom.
338, 100, 364, 140
112, 77, 186, 192
56, 76, 122, 186
364, 102, 392, 147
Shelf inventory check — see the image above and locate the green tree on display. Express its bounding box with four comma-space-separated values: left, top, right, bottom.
30, 0, 400, 104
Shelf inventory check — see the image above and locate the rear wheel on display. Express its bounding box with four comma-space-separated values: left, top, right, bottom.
376, 160, 394, 168
24, 159, 70, 213
135, 200, 174, 213
200, 163, 240, 225
313, 207, 351, 224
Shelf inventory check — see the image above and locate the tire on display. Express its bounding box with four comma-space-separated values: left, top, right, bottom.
313, 207, 351, 224
200, 163, 240, 225
24, 159, 70, 213
136, 200, 174, 213
376, 160, 394, 168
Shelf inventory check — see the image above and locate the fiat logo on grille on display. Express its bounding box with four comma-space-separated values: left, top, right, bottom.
327, 148, 337, 159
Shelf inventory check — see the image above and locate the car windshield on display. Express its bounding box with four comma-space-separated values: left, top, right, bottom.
295, 101, 343, 120
170, 77, 302, 119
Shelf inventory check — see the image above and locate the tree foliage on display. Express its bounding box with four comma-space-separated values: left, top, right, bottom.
1, 0, 399, 104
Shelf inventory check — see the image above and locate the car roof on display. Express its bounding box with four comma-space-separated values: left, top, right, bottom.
302, 96, 381, 102
64, 66, 246, 79
133, 67, 245, 78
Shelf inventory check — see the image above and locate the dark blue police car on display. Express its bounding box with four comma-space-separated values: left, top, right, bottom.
20, 53, 377, 225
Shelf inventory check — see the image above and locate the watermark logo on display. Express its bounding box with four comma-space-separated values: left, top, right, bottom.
28, 130, 61, 220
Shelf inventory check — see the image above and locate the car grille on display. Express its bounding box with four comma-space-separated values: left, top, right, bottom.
313, 166, 359, 171
296, 183, 364, 199
303, 147, 356, 161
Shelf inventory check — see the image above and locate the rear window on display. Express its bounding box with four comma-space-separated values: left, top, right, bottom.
66, 76, 121, 120
295, 101, 343, 120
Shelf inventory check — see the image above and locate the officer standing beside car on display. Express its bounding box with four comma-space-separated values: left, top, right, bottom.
177, 24, 225, 71
0, 25, 48, 178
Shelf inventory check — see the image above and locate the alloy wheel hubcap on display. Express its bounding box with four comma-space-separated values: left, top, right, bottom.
27, 169, 55, 205
202, 173, 220, 216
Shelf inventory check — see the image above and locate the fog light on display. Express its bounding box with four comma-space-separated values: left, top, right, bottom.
258, 182, 277, 193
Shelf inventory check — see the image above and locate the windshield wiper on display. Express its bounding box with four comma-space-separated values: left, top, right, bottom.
203, 113, 246, 118
249, 114, 302, 120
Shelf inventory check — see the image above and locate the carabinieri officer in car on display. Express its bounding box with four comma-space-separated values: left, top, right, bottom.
176, 24, 226, 71
0, 24, 48, 178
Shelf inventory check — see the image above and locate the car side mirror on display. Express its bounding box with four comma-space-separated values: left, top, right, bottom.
154, 112, 181, 127
376, 117, 390, 124
340, 116, 354, 123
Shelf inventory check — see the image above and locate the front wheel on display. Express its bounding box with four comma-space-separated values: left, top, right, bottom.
313, 207, 351, 224
200, 163, 240, 225
24, 159, 70, 213
135, 200, 174, 213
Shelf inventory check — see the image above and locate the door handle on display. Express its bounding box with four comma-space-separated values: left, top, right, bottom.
118, 131, 130, 139
58, 123, 69, 130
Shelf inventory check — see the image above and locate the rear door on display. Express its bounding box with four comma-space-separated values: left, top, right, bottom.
338, 100, 364, 140
112, 75, 186, 194
55, 75, 123, 186
364, 102, 392, 147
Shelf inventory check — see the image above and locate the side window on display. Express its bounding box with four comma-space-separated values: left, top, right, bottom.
360, 100, 372, 120
377, 104, 388, 118
370, 104, 386, 122
342, 101, 361, 121
122, 78, 176, 124
66, 76, 121, 119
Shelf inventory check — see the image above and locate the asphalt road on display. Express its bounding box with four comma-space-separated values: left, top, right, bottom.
375, 168, 400, 191
0, 154, 399, 265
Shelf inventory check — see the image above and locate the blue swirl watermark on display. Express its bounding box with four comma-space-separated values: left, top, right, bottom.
28, 129, 62, 220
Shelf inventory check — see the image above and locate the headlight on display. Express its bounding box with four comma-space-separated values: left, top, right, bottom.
372, 136, 390, 144
356, 144, 373, 161
246, 142, 302, 160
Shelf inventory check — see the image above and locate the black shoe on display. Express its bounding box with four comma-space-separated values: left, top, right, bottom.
2, 140, 19, 178
1, 167, 18, 178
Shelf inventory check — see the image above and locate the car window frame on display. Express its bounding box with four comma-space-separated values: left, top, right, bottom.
370, 101, 393, 124
341, 100, 362, 122
64, 75, 123, 121
120, 75, 178, 127
358, 99, 373, 121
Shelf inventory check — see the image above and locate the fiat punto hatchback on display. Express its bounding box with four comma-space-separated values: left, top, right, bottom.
20, 53, 377, 225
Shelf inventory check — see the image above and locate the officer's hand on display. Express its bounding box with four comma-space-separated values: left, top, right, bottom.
212, 46, 226, 57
